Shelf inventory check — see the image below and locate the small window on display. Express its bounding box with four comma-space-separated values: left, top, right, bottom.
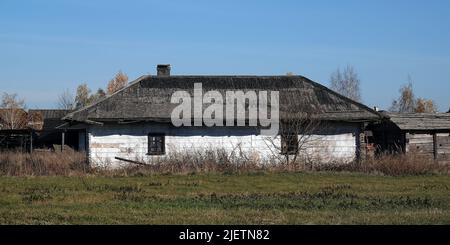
281, 133, 298, 155
147, 133, 165, 155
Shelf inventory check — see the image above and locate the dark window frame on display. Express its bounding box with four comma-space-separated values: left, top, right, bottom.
147, 133, 165, 155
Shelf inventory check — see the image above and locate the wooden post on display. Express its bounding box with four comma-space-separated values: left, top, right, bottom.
29, 130, 33, 154
61, 131, 65, 152
356, 123, 364, 164
433, 132, 438, 161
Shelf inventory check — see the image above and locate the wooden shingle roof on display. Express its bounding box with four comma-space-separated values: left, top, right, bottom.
386, 113, 450, 131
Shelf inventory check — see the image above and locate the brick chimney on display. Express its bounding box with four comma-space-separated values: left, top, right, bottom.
157, 64, 171, 77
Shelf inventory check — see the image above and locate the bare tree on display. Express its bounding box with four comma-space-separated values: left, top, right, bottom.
330, 65, 362, 102
73, 85, 107, 109
390, 77, 416, 113
57, 89, 75, 110
27, 111, 44, 131
264, 121, 324, 169
69, 71, 128, 109
96, 88, 106, 98
89, 88, 107, 104
262, 88, 322, 169
75, 83, 92, 109
0, 93, 27, 130
390, 76, 438, 113
107, 71, 128, 95
415, 98, 438, 113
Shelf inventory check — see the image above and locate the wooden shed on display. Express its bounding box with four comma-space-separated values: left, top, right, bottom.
369, 112, 450, 163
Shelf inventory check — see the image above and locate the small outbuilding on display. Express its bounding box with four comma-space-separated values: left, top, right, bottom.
29, 109, 83, 151
369, 112, 450, 163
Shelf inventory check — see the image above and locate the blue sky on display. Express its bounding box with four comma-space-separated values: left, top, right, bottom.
1, 0, 449, 111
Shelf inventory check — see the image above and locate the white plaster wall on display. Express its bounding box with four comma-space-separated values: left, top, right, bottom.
298, 132, 357, 164
87, 122, 358, 168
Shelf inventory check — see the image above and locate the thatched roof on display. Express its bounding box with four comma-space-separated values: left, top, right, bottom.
63, 75, 383, 123
386, 113, 450, 131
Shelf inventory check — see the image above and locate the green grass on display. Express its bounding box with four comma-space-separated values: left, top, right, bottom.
1, 172, 450, 224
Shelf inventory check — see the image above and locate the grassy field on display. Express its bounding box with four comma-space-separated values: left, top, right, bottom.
0, 172, 449, 224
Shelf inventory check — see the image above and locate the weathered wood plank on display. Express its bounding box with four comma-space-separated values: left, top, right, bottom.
437, 137, 450, 144
409, 140, 434, 145
115, 157, 146, 166
407, 135, 433, 140
433, 133, 438, 160
409, 144, 434, 150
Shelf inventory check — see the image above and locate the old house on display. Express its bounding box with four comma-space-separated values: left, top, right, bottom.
369, 112, 450, 163
61, 65, 384, 168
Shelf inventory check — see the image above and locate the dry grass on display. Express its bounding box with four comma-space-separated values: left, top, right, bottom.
119, 149, 278, 176
0, 150, 448, 177
0, 150, 88, 176
117, 150, 450, 177
361, 153, 446, 176
314, 153, 449, 176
